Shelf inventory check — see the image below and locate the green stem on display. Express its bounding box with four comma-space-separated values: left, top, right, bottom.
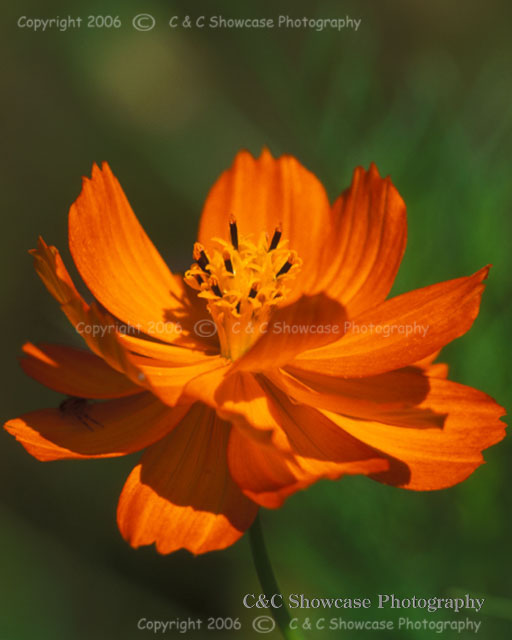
248, 515, 305, 640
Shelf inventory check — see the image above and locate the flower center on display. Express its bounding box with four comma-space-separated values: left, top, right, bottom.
185, 217, 302, 360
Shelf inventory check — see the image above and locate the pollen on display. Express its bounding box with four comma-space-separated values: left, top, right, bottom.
185, 218, 302, 359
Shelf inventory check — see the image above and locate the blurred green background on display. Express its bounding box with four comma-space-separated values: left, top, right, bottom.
1, 0, 511, 638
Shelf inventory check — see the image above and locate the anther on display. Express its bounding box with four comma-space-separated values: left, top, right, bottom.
276, 253, 294, 277
268, 223, 282, 251
229, 215, 239, 249
194, 274, 204, 286
193, 242, 209, 271
248, 282, 260, 299
210, 277, 222, 298
223, 250, 234, 274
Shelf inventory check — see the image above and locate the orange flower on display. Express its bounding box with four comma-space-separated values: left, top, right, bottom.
5, 150, 506, 555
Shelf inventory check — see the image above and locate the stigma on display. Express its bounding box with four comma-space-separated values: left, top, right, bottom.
185, 218, 301, 359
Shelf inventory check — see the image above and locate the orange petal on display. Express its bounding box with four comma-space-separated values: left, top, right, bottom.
117, 404, 258, 555
20, 342, 140, 399
4, 393, 189, 461
198, 149, 331, 296
133, 353, 230, 406
215, 373, 292, 448
314, 164, 407, 316
68, 163, 190, 344
132, 282, 218, 352
118, 331, 217, 361
292, 266, 490, 377
412, 350, 449, 378
30, 237, 143, 382
271, 366, 447, 429
31, 236, 87, 328
232, 294, 345, 372
227, 385, 389, 508
183, 369, 292, 451
422, 362, 449, 378
323, 377, 506, 490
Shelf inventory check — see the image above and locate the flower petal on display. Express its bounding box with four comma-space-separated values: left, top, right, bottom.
198, 149, 331, 295
233, 294, 345, 372
68, 163, 190, 343
31, 236, 88, 328
184, 369, 292, 451
133, 353, 229, 406
292, 267, 490, 377
30, 237, 143, 381
323, 377, 506, 490
20, 342, 140, 399
117, 404, 258, 555
413, 350, 449, 378
270, 366, 447, 429
314, 164, 407, 316
4, 394, 189, 461
117, 331, 217, 360
227, 385, 389, 508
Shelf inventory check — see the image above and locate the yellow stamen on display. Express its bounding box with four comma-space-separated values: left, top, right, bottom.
268, 222, 282, 251
229, 215, 239, 249
193, 242, 209, 271
185, 222, 302, 359
223, 250, 234, 274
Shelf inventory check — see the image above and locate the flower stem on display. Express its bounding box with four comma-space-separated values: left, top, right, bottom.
248, 514, 306, 640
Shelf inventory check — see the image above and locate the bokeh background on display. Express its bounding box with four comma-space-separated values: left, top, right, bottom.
1, 0, 511, 638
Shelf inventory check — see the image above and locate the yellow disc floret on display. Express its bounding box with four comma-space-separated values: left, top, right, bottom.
185, 218, 302, 360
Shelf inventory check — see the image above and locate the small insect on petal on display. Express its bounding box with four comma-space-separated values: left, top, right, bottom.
59, 397, 103, 431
